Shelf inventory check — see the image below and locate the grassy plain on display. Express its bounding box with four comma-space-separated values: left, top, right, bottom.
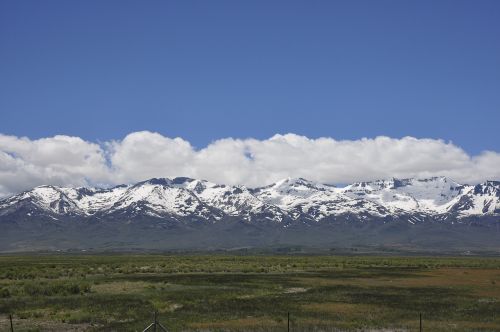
0, 254, 499, 331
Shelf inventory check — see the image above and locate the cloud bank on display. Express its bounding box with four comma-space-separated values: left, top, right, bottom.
1, 131, 499, 197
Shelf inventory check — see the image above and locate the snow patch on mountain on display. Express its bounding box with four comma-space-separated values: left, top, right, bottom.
343, 177, 465, 214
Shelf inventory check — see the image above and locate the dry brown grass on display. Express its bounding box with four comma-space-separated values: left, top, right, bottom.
294, 268, 500, 297
0, 314, 94, 331
189, 317, 281, 329
91, 281, 154, 294
302, 302, 382, 315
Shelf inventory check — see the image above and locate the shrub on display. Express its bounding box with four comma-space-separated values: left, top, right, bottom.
23, 281, 91, 297
0, 288, 10, 298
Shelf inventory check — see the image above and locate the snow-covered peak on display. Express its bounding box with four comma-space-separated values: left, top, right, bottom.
342, 177, 465, 213
473, 181, 500, 196
107, 180, 212, 218
170, 177, 219, 193
346, 176, 460, 191
255, 177, 333, 197
448, 181, 500, 215
0, 185, 81, 215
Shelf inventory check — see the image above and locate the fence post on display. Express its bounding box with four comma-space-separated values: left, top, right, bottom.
141, 310, 167, 332
9, 314, 14, 332
287, 312, 290, 332
419, 313, 422, 332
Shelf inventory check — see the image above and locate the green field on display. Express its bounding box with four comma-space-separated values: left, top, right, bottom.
0, 254, 499, 331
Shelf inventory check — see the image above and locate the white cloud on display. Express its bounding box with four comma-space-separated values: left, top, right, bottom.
0, 131, 499, 197
0, 134, 110, 197
107, 131, 196, 184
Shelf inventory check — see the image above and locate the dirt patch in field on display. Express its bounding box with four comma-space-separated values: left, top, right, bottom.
284, 287, 308, 294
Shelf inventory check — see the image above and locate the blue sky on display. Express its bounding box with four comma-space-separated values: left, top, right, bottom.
1, 0, 499, 155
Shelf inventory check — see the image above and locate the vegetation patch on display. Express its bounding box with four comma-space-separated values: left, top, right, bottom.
0, 254, 499, 331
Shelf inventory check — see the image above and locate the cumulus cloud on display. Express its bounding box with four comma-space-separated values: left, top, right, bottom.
0, 134, 111, 197
0, 131, 499, 197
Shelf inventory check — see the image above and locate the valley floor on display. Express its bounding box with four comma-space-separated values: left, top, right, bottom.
0, 254, 499, 331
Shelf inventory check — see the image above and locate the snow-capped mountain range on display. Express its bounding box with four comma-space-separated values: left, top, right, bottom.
1, 176, 499, 223
2, 176, 500, 252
